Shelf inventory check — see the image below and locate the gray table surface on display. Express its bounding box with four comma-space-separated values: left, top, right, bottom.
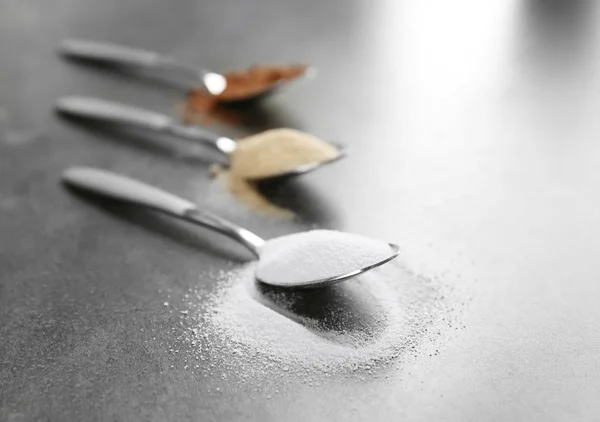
2, 0, 600, 420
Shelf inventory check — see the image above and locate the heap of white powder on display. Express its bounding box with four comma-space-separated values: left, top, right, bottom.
256, 230, 395, 287
170, 256, 454, 389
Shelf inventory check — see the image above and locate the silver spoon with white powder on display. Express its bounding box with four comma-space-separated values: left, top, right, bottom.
62, 167, 399, 289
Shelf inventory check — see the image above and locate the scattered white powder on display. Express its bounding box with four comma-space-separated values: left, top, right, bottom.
171, 257, 455, 388
257, 230, 395, 287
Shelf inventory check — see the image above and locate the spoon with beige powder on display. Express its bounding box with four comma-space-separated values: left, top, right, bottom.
62, 167, 399, 289
56, 96, 344, 180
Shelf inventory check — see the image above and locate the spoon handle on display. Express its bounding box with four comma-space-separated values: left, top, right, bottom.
56, 96, 233, 157
62, 167, 264, 256
57, 96, 172, 132
60, 39, 203, 80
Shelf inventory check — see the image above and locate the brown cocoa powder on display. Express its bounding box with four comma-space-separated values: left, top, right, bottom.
218, 64, 308, 100
183, 64, 309, 125
181, 92, 241, 126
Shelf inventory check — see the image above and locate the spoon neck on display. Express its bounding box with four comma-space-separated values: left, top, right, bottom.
183, 208, 263, 258
154, 57, 199, 80
168, 124, 233, 160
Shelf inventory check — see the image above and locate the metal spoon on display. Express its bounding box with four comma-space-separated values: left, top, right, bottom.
59, 39, 310, 103
56, 96, 345, 180
62, 167, 399, 289
60, 39, 226, 96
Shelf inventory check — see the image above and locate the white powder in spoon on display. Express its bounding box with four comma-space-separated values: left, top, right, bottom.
256, 230, 395, 287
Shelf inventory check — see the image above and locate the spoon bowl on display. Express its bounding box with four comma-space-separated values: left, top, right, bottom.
268, 141, 346, 179
62, 167, 399, 289
256, 235, 399, 289
214, 66, 315, 105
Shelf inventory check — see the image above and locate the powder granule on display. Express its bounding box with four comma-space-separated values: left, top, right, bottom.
230, 128, 339, 180
256, 230, 394, 287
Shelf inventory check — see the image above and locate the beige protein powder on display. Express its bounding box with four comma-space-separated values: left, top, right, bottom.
229, 128, 338, 180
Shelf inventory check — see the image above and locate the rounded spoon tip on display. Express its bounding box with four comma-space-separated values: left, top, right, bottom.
246, 141, 347, 181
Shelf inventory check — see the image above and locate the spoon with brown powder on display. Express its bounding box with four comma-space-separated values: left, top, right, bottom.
60, 39, 310, 104
56, 96, 345, 180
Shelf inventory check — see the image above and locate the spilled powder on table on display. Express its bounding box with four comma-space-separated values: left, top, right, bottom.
181, 96, 242, 126
210, 165, 294, 218
172, 257, 455, 387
